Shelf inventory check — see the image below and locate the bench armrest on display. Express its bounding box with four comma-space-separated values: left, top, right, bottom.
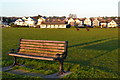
7, 48, 19, 55
56, 52, 67, 59
56, 54, 62, 57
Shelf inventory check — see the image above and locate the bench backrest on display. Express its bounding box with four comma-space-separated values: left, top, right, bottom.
18, 39, 68, 59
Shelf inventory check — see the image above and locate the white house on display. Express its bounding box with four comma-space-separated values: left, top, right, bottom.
25, 17, 35, 27
92, 19, 100, 26
14, 19, 24, 26
68, 18, 75, 26
37, 17, 45, 25
14, 17, 36, 27
40, 22, 66, 28
100, 22, 107, 28
40, 24, 47, 28
84, 18, 91, 26
75, 19, 80, 24
107, 20, 117, 28
22, 17, 27, 21
63, 18, 68, 22
75, 19, 83, 26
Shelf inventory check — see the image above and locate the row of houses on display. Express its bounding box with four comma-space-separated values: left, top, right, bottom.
14, 17, 67, 28
14, 16, 119, 28
14, 17, 37, 27
67, 18, 118, 28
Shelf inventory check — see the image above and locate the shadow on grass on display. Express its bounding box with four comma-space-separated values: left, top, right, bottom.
67, 38, 118, 74
68, 38, 116, 48
82, 39, 118, 51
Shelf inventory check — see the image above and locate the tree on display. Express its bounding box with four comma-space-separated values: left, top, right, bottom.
61, 16, 66, 19
53, 16, 59, 19
69, 13, 77, 18
42, 16, 47, 19
37, 15, 42, 19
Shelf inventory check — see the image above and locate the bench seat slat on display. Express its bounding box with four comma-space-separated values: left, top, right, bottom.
19, 49, 63, 54
17, 52, 56, 57
21, 39, 66, 43
20, 47, 64, 52
20, 44, 65, 49
20, 42, 65, 47
8, 53, 54, 61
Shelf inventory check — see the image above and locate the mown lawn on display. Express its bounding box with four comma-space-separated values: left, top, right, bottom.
2, 28, 119, 79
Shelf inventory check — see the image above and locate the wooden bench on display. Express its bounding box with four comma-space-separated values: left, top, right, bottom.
7, 39, 68, 75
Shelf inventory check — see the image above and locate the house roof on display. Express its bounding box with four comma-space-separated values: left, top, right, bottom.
114, 19, 119, 24
41, 22, 65, 24
45, 18, 64, 22
100, 21, 107, 23
16, 18, 25, 22
79, 18, 86, 21
30, 17, 37, 21
90, 18, 95, 21
99, 19, 107, 23
12, 19, 17, 22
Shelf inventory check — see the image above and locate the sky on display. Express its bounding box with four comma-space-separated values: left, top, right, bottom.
0, 0, 120, 18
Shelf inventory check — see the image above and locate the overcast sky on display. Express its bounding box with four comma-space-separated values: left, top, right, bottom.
0, 0, 119, 18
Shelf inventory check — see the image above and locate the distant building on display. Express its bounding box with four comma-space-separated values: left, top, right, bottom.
75, 19, 83, 26
107, 20, 117, 28
84, 18, 91, 26
14, 17, 36, 27
37, 17, 45, 25
22, 16, 27, 21
14, 19, 24, 26
68, 18, 75, 26
92, 18, 100, 26
25, 17, 36, 27
100, 20, 107, 28
13, 16, 119, 28
40, 22, 66, 28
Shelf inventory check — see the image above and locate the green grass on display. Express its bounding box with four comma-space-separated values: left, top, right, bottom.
2, 28, 119, 79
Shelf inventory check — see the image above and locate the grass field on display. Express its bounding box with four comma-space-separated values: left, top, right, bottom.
2, 28, 119, 79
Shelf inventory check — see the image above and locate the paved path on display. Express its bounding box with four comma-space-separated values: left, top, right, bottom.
7, 69, 45, 77
43, 71, 72, 78
2, 66, 72, 78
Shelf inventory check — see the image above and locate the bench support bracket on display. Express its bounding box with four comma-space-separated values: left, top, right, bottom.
58, 60, 65, 75
11, 56, 20, 67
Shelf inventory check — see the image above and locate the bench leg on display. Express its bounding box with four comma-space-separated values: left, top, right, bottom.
58, 60, 65, 75
11, 56, 19, 67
